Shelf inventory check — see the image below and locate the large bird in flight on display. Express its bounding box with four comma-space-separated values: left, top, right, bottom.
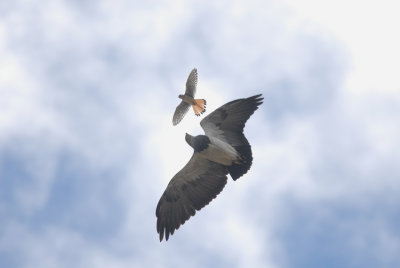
172, 68, 207, 125
156, 94, 263, 241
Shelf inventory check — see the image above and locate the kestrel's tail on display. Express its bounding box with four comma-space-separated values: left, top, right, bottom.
192, 99, 207, 116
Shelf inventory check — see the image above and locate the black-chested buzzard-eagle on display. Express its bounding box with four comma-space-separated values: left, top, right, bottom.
157, 94, 263, 241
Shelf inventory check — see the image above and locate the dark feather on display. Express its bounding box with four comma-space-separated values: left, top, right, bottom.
156, 154, 228, 241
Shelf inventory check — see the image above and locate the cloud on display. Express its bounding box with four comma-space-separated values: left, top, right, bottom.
281, 0, 400, 93
1, 1, 400, 268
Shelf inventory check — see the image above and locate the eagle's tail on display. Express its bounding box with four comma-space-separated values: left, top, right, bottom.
227, 144, 253, 181
192, 99, 206, 116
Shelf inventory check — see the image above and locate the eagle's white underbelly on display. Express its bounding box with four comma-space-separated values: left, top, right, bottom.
198, 137, 239, 165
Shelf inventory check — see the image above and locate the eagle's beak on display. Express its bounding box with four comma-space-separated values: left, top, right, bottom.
185, 133, 193, 146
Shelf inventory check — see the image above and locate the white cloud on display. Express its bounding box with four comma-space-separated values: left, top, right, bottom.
281, 0, 400, 93
1, 0, 400, 268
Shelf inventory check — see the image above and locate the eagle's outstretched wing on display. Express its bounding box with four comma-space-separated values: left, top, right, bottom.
200, 94, 263, 142
200, 94, 263, 180
156, 153, 228, 241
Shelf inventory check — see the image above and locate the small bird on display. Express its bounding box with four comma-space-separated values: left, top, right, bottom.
157, 94, 263, 241
172, 68, 207, 125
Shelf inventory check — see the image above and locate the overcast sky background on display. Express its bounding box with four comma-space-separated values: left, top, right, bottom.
1, 1, 400, 267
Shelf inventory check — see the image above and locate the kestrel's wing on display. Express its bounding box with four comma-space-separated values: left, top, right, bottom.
156, 153, 228, 241
185, 68, 198, 98
172, 101, 191, 126
200, 94, 263, 180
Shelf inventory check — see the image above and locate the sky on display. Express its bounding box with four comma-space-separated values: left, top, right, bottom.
1, 0, 400, 267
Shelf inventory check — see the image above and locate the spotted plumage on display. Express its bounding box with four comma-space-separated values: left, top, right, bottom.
172, 68, 207, 125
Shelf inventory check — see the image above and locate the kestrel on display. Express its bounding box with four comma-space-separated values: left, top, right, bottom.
157, 94, 263, 241
172, 68, 207, 125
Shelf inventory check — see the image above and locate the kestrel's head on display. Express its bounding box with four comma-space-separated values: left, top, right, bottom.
178, 94, 184, 99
